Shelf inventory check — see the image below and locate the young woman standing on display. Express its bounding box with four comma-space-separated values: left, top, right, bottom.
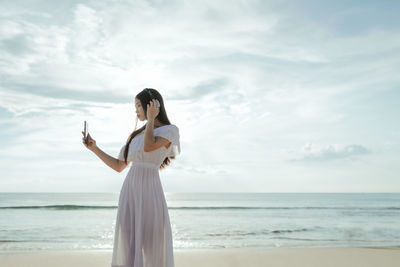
82, 88, 180, 267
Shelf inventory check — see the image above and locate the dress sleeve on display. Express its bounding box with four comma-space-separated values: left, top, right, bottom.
118, 144, 126, 161
156, 125, 181, 157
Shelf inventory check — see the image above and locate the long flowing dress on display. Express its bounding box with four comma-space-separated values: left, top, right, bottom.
111, 124, 181, 267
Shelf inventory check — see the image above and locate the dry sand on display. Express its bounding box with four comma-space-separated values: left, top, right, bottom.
0, 246, 399, 267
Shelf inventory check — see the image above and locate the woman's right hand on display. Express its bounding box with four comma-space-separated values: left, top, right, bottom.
82, 131, 97, 151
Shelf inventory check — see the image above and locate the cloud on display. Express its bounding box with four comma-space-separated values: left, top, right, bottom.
290, 143, 369, 162
0, 0, 399, 192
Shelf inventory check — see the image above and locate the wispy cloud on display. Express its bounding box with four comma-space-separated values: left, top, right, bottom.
0, 0, 399, 192
289, 143, 369, 162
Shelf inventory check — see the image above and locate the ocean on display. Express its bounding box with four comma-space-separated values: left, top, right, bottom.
0, 192, 399, 253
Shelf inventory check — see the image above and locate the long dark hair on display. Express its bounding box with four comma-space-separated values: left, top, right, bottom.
122, 88, 175, 170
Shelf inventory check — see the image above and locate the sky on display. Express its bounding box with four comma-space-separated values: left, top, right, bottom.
0, 0, 399, 193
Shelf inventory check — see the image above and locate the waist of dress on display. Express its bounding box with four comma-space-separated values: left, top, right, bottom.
132, 162, 159, 170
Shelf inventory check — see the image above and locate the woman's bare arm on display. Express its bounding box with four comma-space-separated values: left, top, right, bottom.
82, 131, 128, 173
92, 146, 127, 173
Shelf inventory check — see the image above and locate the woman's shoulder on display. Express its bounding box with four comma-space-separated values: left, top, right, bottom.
158, 124, 179, 130
156, 124, 179, 139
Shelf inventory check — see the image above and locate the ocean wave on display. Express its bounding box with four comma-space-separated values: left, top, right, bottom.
0, 205, 117, 210
168, 206, 400, 210
205, 227, 314, 237
0, 205, 399, 210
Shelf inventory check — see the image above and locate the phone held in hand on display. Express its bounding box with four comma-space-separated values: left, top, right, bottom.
84, 120, 89, 144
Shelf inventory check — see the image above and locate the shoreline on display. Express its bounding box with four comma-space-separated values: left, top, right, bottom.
2, 244, 400, 254
1, 246, 399, 267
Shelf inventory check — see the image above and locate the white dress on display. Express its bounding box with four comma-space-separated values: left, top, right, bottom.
111, 124, 180, 267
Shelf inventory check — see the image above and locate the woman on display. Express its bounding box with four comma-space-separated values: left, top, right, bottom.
82, 88, 180, 267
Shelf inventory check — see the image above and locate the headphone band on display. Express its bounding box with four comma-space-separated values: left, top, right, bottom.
144, 88, 154, 99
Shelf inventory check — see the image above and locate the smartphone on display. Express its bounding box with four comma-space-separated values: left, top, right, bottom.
84, 121, 89, 144
156, 99, 160, 108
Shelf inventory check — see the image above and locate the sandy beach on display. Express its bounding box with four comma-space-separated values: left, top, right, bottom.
1, 247, 399, 267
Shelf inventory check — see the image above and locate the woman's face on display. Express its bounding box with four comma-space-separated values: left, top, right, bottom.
135, 98, 146, 121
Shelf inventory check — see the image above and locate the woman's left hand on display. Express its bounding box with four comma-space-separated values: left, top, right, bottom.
146, 99, 159, 121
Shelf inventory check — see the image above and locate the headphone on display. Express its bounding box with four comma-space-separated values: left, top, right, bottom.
144, 88, 160, 108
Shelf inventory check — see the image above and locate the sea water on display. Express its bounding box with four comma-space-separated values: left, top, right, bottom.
0, 192, 399, 253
